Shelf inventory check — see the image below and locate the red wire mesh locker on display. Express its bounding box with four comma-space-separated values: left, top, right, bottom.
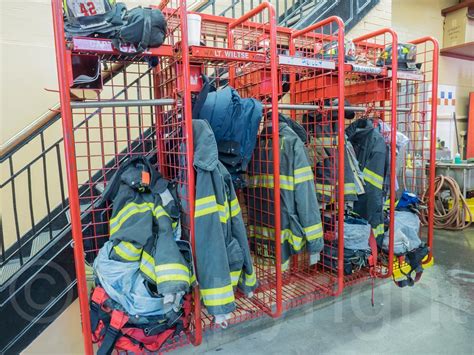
344, 29, 399, 281
51, 0, 201, 352
392, 37, 439, 279
274, 17, 347, 308
185, 3, 283, 328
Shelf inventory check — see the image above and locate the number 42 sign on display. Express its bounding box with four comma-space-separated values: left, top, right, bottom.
69, 0, 106, 17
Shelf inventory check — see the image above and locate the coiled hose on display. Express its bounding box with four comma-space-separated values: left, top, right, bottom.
420, 175, 472, 230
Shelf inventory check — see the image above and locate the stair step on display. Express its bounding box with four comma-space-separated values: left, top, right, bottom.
30, 230, 60, 257
65, 202, 91, 223
95, 182, 105, 194
0, 257, 29, 284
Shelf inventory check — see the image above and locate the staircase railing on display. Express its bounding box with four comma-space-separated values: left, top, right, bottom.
0, 63, 127, 286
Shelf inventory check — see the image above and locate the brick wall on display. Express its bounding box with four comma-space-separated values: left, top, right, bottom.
347, 0, 392, 39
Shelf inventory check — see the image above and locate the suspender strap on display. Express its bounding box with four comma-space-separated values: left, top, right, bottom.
90, 287, 109, 332
97, 310, 129, 355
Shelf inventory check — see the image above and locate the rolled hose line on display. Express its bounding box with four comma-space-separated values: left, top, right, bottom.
420, 175, 472, 230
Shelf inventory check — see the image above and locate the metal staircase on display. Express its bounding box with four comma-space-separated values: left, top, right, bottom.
0, 1, 381, 353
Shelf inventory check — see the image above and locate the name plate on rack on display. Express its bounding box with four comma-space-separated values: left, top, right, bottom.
278, 55, 336, 70
351, 64, 383, 75
388, 70, 424, 81
72, 37, 138, 54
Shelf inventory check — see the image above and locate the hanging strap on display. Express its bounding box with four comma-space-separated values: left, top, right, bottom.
97, 310, 129, 355
90, 287, 109, 332
192, 74, 211, 120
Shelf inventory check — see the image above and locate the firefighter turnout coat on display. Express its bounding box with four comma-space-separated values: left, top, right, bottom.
247, 117, 324, 271
346, 119, 387, 239
102, 156, 193, 296
192, 120, 258, 316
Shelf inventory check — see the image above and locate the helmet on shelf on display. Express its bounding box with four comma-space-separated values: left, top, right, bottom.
318, 40, 357, 63
376, 43, 420, 70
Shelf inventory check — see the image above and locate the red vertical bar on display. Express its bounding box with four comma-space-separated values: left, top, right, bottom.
387, 30, 398, 277
409, 37, 438, 262
466, 93, 474, 159
267, 3, 282, 318
335, 18, 346, 296
51, 0, 93, 354
228, 2, 282, 318
179, 0, 202, 346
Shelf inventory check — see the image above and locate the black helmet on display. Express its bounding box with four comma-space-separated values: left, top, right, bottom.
376, 43, 419, 70
318, 40, 356, 63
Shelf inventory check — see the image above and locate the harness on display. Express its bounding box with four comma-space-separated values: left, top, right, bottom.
90, 286, 192, 355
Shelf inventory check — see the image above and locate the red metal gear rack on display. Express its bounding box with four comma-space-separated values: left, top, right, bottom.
343, 29, 400, 282
51, 0, 204, 352
390, 37, 439, 281
282, 16, 347, 306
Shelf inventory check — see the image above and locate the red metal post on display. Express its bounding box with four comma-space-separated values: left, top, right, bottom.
228, 1, 282, 318
410, 36, 439, 263
354, 28, 398, 278
51, 0, 93, 354
179, 0, 203, 345
291, 16, 346, 296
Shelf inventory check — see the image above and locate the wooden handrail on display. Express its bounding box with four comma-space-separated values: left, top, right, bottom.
0, 63, 125, 160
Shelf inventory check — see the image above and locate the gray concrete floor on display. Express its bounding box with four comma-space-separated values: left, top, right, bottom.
176, 229, 474, 354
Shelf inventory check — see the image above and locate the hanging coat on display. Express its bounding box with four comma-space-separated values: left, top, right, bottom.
346, 119, 387, 239
191, 120, 258, 317
303, 113, 364, 204
102, 156, 193, 295
247, 117, 324, 271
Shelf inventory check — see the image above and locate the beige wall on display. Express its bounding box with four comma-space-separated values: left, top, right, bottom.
0, 0, 154, 146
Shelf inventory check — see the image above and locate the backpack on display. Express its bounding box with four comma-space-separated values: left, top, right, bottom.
90, 286, 192, 355
63, 0, 126, 37
192, 75, 263, 186
112, 7, 167, 54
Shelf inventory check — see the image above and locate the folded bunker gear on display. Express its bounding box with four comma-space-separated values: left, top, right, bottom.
346, 119, 388, 240
247, 115, 324, 271
102, 156, 193, 295
191, 120, 258, 317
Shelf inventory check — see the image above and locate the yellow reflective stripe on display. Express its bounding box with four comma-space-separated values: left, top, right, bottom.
316, 183, 334, 196
249, 174, 296, 191
156, 274, 190, 284
140, 250, 156, 282
113, 243, 141, 261
196, 195, 216, 206
344, 183, 358, 194
195, 195, 219, 218
282, 259, 290, 271
200, 284, 233, 296
249, 225, 307, 251
217, 203, 229, 223
155, 263, 190, 273
283, 229, 304, 251
294, 166, 313, 184
304, 223, 324, 241
200, 284, 235, 307
230, 270, 241, 286
363, 168, 383, 190
190, 273, 196, 284
110, 202, 153, 235
244, 271, 257, 287
154, 205, 170, 219
230, 198, 241, 217
373, 224, 385, 237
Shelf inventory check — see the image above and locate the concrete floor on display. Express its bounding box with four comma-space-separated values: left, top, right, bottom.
25, 229, 474, 354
